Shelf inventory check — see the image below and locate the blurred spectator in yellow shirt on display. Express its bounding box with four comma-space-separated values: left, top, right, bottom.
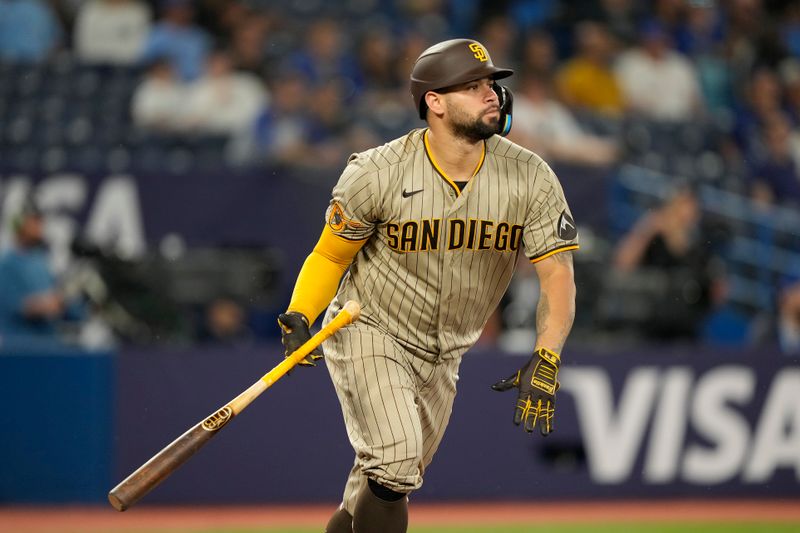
557, 21, 625, 118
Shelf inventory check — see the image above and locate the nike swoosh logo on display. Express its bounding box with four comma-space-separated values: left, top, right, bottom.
402, 188, 423, 198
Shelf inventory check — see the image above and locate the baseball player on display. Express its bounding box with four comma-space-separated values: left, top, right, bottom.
278, 38, 578, 533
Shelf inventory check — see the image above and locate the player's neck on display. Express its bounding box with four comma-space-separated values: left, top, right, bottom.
425, 127, 484, 182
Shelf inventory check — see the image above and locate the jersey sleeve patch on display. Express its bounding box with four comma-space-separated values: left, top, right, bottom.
328, 202, 347, 231
326, 201, 368, 240
557, 211, 577, 240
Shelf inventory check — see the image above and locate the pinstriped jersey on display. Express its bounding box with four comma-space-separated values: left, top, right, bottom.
323, 128, 579, 361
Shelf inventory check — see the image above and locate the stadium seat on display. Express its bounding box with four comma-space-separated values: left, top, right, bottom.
40, 146, 68, 173
106, 147, 132, 173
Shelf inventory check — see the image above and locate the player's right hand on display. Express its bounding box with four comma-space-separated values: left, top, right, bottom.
277, 312, 323, 367
491, 347, 560, 436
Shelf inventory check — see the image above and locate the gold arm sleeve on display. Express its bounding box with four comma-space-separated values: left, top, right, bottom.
286, 225, 367, 324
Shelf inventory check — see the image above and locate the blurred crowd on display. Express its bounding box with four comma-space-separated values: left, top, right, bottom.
1, 0, 800, 353
0, 0, 790, 172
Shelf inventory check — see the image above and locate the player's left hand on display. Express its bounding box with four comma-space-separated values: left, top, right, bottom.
277, 312, 323, 367
491, 347, 560, 436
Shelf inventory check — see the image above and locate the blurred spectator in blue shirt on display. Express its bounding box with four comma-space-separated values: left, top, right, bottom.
732, 67, 784, 159
357, 29, 401, 92
748, 112, 800, 208
228, 70, 311, 167
680, 2, 734, 116
283, 18, 362, 99
0, 199, 85, 350
229, 71, 375, 170
507, 0, 557, 33
139, 0, 211, 81
354, 29, 417, 139
778, 2, 800, 58
303, 79, 358, 162
676, 0, 724, 56
0, 0, 62, 63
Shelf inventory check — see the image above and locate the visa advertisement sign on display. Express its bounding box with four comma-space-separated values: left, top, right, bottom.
437, 347, 799, 500
562, 365, 800, 486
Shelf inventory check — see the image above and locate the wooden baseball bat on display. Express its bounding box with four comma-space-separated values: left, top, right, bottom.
108, 301, 361, 512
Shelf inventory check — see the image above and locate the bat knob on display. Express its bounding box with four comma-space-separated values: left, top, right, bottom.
108, 490, 127, 512
343, 300, 361, 323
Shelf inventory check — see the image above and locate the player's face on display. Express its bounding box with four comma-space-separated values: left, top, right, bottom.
441, 77, 500, 142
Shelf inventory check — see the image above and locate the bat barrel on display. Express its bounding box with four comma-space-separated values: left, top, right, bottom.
108, 301, 361, 511
109, 414, 228, 511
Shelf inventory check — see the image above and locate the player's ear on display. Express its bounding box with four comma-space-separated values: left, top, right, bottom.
425, 91, 446, 118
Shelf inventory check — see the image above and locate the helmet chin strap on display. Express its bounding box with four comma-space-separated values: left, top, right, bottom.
493, 83, 514, 136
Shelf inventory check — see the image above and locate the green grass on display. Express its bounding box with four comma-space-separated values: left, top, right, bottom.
146, 523, 800, 533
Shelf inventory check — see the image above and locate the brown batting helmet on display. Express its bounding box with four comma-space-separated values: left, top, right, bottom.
410, 38, 514, 120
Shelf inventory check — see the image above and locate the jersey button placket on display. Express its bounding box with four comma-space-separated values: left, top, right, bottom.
436, 191, 463, 359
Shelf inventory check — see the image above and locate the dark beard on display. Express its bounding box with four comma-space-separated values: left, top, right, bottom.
450, 115, 499, 142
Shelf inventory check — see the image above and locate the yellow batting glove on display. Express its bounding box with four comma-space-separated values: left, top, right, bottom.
491, 347, 560, 436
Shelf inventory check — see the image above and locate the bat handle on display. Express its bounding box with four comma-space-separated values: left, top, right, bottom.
226, 301, 360, 414
260, 300, 361, 387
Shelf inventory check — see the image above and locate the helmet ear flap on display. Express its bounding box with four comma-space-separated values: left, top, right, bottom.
493, 82, 513, 136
